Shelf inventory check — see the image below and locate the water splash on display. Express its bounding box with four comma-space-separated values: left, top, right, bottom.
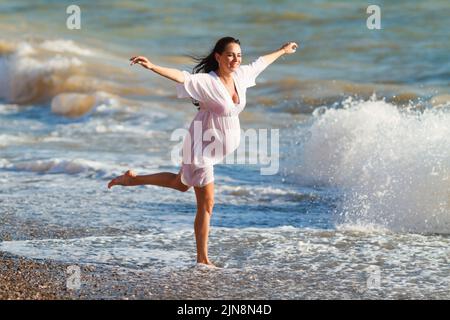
297, 97, 450, 234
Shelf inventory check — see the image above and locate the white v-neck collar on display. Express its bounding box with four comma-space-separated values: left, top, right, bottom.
211, 71, 241, 106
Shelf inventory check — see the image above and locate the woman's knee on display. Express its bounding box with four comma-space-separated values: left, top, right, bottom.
194, 183, 215, 214
202, 197, 214, 214
178, 183, 190, 192
174, 174, 190, 192
175, 180, 191, 192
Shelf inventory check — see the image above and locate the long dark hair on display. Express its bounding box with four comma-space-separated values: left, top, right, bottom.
189, 36, 241, 107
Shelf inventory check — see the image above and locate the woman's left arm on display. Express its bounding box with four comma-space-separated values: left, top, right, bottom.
261, 41, 299, 65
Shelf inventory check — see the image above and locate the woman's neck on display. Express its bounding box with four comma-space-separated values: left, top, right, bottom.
215, 69, 233, 82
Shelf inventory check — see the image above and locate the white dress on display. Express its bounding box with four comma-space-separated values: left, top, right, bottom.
176, 56, 268, 187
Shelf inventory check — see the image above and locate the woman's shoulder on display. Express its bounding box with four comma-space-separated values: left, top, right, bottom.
184, 71, 215, 83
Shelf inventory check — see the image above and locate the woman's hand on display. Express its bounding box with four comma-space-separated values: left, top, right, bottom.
129, 55, 155, 69
129, 56, 184, 83
280, 41, 299, 54
261, 41, 299, 66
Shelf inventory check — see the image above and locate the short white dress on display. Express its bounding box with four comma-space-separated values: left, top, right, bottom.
176, 56, 268, 187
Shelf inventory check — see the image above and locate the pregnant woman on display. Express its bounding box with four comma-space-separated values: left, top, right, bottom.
108, 37, 298, 266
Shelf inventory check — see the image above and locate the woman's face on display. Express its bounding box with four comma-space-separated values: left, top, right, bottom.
215, 42, 242, 73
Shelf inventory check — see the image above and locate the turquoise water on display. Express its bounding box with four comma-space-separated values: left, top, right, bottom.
1, 0, 449, 85
0, 0, 449, 299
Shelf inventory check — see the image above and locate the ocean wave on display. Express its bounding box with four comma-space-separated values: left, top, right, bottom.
1, 158, 114, 176
0, 39, 150, 108
0, 233, 193, 269
257, 78, 449, 114
39, 39, 95, 56
217, 185, 318, 203
295, 97, 450, 234
0, 157, 167, 180
49, 91, 126, 118
0, 103, 21, 114
0, 134, 35, 147
0, 41, 83, 103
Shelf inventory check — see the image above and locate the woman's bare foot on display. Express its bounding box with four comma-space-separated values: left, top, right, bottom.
196, 262, 219, 270
197, 259, 216, 267
107, 170, 137, 189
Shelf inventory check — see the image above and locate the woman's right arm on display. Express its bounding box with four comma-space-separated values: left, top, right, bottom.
130, 56, 185, 83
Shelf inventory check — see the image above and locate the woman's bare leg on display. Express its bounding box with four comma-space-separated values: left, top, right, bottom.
194, 182, 215, 266
108, 170, 190, 192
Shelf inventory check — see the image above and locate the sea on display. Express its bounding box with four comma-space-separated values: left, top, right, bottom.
0, 0, 449, 299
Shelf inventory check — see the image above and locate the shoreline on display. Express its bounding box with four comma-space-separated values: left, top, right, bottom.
0, 251, 226, 300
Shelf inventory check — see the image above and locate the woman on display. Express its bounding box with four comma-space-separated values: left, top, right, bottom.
108, 37, 298, 266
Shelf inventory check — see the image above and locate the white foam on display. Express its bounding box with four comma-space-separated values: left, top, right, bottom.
0, 134, 34, 147
297, 97, 450, 234
219, 185, 294, 196
216, 184, 316, 205
40, 40, 94, 56
0, 157, 166, 179
3, 158, 113, 175
0, 232, 194, 269
52, 116, 159, 138
92, 123, 156, 136
13, 42, 36, 56
0, 158, 11, 167
0, 103, 20, 114
336, 223, 391, 234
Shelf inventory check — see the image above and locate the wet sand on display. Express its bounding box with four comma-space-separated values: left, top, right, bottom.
0, 250, 305, 300
0, 251, 231, 300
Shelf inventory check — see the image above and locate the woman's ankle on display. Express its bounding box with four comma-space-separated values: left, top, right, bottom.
197, 257, 214, 265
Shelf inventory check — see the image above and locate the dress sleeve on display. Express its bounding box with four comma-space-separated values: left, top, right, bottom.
176, 71, 206, 102
236, 56, 269, 88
